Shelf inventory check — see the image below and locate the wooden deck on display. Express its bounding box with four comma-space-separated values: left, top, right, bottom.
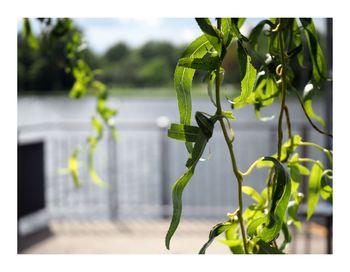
19, 219, 329, 254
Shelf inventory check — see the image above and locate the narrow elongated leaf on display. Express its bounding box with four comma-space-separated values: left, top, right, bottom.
165, 166, 194, 250
242, 186, 264, 204
166, 131, 210, 249
233, 43, 257, 108
174, 35, 212, 152
259, 157, 291, 242
195, 18, 222, 56
279, 221, 291, 251
288, 192, 303, 230
199, 221, 233, 254
87, 137, 107, 187
307, 161, 323, 220
68, 148, 81, 188
178, 56, 219, 71
221, 18, 234, 47
230, 20, 248, 42
303, 82, 326, 128
206, 71, 217, 106
168, 123, 200, 142
300, 18, 327, 82
186, 133, 208, 168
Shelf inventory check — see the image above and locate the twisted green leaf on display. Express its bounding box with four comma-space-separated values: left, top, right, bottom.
174, 35, 212, 152
199, 221, 233, 254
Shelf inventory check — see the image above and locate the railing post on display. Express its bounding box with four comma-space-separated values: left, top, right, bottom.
157, 116, 170, 219
108, 130, 118, 221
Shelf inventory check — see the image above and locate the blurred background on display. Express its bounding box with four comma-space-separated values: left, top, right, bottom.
17, 18, 332, 254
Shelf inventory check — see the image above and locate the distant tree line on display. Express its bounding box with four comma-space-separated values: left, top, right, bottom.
18, 25, 323, 94
18, 27, 244, 93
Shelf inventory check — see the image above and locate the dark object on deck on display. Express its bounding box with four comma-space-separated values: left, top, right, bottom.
18, 142, 45, 218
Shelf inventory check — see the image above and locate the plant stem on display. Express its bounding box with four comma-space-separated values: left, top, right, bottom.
299, 141, 333, 166
215, 62, 248, 254
277, 19, 287, 161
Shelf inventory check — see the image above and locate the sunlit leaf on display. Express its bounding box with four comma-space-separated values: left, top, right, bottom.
221, 18, 234, 48
68, 148, 81, 188
195, 18, 222, 56
242, 186, 264, 204
258, 157, 291, 242
300, 18, 327, 82
307, 161, 323, 220
303, 82, 326, 128
199, 221, 233, 254
178, 56, 220, 71
168, 123, 200, 142
174, 35, 212, 152
233, 43, 257, 108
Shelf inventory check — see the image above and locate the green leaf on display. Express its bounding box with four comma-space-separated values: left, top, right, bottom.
174, 35, 212, 152
165, 166, 194, 250
307, 161, 323, 220
247, 216, 268, 238
199, 221, 233, 254
185, 133, 209, 168
87, 136, 107, 188
288, 192, 303, 231
225, 222, 245, 254
91, 116, 103, 139
206, 71, 217, 106
259, 157, 291, 242
195, 18, 222, 56
279, 221, 291, 251
168, 123, 200, 142
194, 111, 214, 139
233, 43, 257, 108
178, 56, 220, 71
300, 18, 327, 82
68, 148, 81, 188
230, 20, 248, 42
254, 240, 283, 254
292, 19, 304, 66
166, 131, 210, 249
303, 82, 326, 128
280, 135, 302, 161
320, 173, 333, 204
242, 186, 264, 204
23, 18, 39, 49
221, 111, 235, 120
221, 18, 234, 48
249, 20, 273, 50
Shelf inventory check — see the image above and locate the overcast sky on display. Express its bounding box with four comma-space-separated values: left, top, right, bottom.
18, 18, 327, 55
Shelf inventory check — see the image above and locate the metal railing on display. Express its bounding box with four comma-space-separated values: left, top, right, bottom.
18, 119, 332, 253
